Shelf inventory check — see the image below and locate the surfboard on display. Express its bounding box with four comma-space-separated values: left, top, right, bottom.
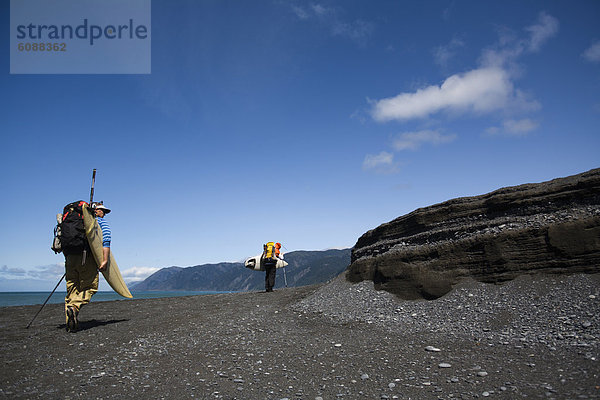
82, 204, 132, 298
244, 255, 288, 271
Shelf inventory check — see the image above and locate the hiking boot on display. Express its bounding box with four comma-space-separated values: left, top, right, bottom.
66, 306, 79, 332
72, 307, 79, 331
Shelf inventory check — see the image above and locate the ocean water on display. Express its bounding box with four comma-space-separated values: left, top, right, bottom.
0, 290, 232, 307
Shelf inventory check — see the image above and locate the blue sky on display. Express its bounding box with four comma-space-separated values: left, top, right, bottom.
1, 0, 599, 291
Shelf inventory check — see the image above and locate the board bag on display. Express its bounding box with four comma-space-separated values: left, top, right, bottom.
52, 201, 90, 255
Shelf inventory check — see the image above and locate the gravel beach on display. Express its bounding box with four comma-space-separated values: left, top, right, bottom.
1, 272, 599, 399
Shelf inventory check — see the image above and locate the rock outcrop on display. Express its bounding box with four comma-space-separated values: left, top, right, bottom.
347, 168, 600, 299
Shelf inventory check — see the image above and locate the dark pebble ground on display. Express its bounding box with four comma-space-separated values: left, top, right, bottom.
1, 272, 599, 399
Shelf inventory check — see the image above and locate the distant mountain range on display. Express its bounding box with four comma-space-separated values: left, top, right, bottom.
130, 249, 351, 292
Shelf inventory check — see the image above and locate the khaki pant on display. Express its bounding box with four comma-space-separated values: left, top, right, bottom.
64, 251, 99, 318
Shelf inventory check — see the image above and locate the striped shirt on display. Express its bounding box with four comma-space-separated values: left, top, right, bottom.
96, 217, 111, 248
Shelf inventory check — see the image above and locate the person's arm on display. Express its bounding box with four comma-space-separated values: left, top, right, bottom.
99, 247, 109, 271
97, 217, 112, 271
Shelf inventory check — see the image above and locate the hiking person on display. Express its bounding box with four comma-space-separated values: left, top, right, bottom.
63, 202, 111, 332
262, 242, 283, 292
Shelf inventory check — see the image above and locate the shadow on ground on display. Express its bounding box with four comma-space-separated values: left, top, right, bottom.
55, 319, 129, 332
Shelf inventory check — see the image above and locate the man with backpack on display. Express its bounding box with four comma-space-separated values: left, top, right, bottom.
62, 202, 112, 332
262, 242, 283, 292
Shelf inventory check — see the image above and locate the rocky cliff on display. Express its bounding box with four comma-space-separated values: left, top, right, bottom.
347, 168, 600, 300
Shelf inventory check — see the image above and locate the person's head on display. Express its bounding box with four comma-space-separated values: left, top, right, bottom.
275, 242, 281, 249
94, 203, 111, 218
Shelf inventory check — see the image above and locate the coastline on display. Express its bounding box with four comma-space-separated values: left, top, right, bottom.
0, 290, 235, 308
1, 272, 599, 399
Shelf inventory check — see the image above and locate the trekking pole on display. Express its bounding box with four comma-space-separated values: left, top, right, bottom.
90, 168, 96, 205
25, 273, 66, 329
281, 245, 289, 288
82, 168, 96, 265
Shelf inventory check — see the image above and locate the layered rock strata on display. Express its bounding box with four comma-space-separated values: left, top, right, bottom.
347, 168, 600, 299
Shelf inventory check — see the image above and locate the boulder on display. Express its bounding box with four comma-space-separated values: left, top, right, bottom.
347, 168, 600, 299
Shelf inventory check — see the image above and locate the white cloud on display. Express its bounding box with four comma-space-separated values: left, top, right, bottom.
503, 118, 539, 134
480, 12, 559, 68
364, 13, 555, 173
392, 130, 456, 151
526, 12, 559, 52
120, 266, 160, 282
291, 4, 373, 44
362, 151, 398, 174
485, 126, 501, 136
372, 68, 513, 122
372, 13, 554, 123
311, 4, 330, 17
292, 6, 309, 20
583, 40, 600, 63
0, 263, 158, 289
0, 263, 64, 280
28, 264, 64, 280
485, 118, 539, 137
433, 37, 465, 68
512, 89, 542, 112
332, 20, 374, 43
363, 151, 393, 168
0, 265, 27, 277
